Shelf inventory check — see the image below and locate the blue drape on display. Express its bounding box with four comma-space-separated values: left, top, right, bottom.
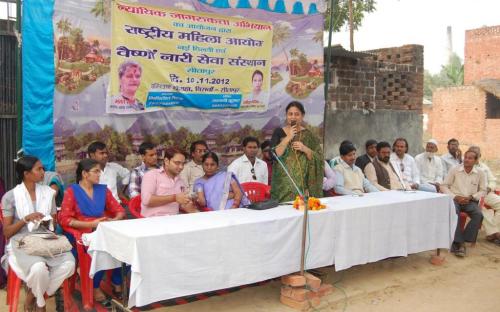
22, 0, 55, 171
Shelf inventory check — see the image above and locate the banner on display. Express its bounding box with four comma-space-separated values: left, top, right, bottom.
51, 0, 325, 182
109, 1, 273, 114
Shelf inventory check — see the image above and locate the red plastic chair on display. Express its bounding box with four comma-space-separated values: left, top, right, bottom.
128, 195, 143, 218
6, 267, 75, 312
0, 207, 75, 311
241, 182, 271, 203
119, 195, 130, 207
60, 225, 95, 310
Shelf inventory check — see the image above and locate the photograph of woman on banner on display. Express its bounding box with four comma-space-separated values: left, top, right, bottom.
242, 69, 269, 107
111, 60, 144, 111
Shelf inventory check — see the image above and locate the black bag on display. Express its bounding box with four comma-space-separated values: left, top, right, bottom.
245, 199, 279, 210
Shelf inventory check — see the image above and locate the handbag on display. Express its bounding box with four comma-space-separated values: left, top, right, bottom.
244, 199, 279, 210
17, 231, 72, 258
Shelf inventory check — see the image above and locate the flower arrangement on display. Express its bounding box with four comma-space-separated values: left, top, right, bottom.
292, 196, 326, 211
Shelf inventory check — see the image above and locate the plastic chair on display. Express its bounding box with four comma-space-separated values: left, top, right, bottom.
61, 226, 95, 310
128, 195, 143, 218
241, 182, 271, 203
1, 207, 74, 311
6, 267, 75, 312
119, 195, 130, 207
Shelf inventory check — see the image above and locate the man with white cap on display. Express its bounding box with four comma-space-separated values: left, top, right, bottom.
414, 139, 444, 192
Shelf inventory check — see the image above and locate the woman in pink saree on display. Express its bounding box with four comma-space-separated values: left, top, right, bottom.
194, 152, 250, 211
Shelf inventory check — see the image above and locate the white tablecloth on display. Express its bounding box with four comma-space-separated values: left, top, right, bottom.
88, 191, 456, 307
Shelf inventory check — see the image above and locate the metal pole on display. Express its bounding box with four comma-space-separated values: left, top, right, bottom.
15, 0, 22, 150
323, 0, 336, 100
299, 191, 309, 275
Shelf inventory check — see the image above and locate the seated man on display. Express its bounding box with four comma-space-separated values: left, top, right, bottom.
441, 150, 486, 257
415, 139, 444, 192
441, 138, 462, 177
180, 140, 208, 193
141, 147, 197, 217
228, 136, 268, 184
355, 139, 377, 173
88, 141, 130, 204
333, 143, 378, 195
364, 141, 408, 191
329, 140, 353, 168
128, 142, 158, 198
391, 138, 436, 192
261, 140, 273, 185
468, 146, 500, 245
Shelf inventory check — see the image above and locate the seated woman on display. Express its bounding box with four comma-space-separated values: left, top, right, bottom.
59, 159, 126, 305
194, 152, 250, 210
1, 156, 75, 312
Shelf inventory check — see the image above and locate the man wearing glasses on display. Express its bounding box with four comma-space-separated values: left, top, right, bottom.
228, 136, 268, 185
180, 140, 208, 193
141, 147, 198, 217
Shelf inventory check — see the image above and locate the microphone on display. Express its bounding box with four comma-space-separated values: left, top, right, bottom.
290, 120, 298, 142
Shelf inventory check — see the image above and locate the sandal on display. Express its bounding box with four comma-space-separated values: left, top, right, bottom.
455, 245, 466, 258
487, 238, 500, 246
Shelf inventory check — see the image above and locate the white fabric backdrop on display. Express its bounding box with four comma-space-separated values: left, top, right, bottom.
88, 191, 456, 307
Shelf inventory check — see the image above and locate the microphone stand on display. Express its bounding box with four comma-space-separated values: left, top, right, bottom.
272, 150, 309, 276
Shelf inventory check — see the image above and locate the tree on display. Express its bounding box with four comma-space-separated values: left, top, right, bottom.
56, 18, 72, 62
312, 30, 323, 44
91, 0, 111, 23
326, 0, 376, 32
424, 53, 464, 101
289, 48, 300, 59
92, 39, 101, 54
272, 23, 291, 70
325, 0, 376, 50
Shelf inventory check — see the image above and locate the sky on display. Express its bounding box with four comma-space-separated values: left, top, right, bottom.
2, 0, 499, 73
330, 0, 500, 74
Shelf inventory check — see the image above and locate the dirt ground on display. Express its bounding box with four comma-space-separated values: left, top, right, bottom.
2, 232, 500, 312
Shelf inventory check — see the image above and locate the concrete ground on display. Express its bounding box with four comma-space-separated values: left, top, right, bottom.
2, 231, 500, 312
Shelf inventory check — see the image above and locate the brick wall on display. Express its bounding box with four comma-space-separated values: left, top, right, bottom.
327, 45, 424, 113
431, 86, 488, 155
485, 119, 500, 159
464, 25, 500, 84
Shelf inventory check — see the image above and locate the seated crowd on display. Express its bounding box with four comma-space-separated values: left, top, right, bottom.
2, 101, 500, 309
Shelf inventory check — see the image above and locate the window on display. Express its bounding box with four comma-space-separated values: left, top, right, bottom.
485, 92, 500, 119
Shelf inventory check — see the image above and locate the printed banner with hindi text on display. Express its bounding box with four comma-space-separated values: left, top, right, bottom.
109, 1, 273, 114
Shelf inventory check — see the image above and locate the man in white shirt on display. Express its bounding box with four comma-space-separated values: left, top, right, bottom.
88, 141, 130, 204
333, 143, 378, 195
468, 146, 500, 246
390, 138, 437, 192
228, 136, 268, 184
180, 140, 208, 193
414, 139, 443, 192
441, 138, 462, 177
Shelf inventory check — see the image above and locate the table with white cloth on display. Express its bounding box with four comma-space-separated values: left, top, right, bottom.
88, 191, 457, 307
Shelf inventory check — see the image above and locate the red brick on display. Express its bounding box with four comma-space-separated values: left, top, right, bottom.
281, 274, 306, 287
281, 286, 309, 301
309, 296, 321, 308
465, 25, 500, 84
318, 283, 335, 297
280, 295, 310, 311
306, 290, 320, 299
304, 272, 321, 291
